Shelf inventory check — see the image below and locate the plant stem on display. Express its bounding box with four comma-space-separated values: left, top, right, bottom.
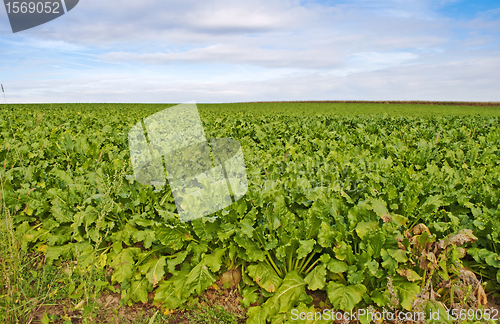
299, 252, 316, 273
421, 269, 427, 291
294, 258, 300, 271
287, 249, 293, 273
297, 257, 307, 272
265, 252, 282, 278
302, 253, 319, 274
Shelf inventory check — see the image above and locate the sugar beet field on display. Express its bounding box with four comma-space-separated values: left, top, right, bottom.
1, 102, 500, 324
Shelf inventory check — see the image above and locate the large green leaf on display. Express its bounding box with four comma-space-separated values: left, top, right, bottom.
247, 306, 269, 324
260, 271, 308, 318
139, 256, 166, 287
155, 225, 188, 251
304, 264, 326, 290
45, 244, 73, 265
326, 258, 348, 273
234, 234, 266, 262
369, 198, 390, 221
326, 282, 366, 311
110, 247, 141, 283
203, 248, 226, 272
393, 279, 420, 311
381, 249, 398, 273
296, 239, 316, 259
132, 229, 156, 249
167, 250, 188, 274
153, 278, 185, 309
185, 259, 217, 296
355, 221, 378, 239
127, 277, 151, 304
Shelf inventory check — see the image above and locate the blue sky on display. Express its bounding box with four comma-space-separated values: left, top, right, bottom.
0, 0, 499, 103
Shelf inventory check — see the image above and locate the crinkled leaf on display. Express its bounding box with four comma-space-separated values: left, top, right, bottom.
381, 250, 398, 273
366, 260, 379, 276
248, 262, 282, 293
347, 270, 365, 285
297, 239, 316, 259
154, 278, 185, 309
112, 223, 136, 247
369, 198, 390, 222
318, 222, 335, 248
333, 241, 354, 264
355, 221, 378, 239
235, 234, 266, 262
326, 282, 366, 311
111, 247, 141, 283
45, 244, 72, 265
388, 248, 407, 263
50, 203, 73, 223
367, 231, 385, 257
155, 225, 188, 251
241, 286, 259, 308
167, 250, 188, 274
204, 248, 226, 272
128, 278, 151, 304
132, 229, 156, 249
370, 290, 389, 307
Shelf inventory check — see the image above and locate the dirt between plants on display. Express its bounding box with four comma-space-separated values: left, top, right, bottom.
30, 275, 500, 324
33, 279, 247, 324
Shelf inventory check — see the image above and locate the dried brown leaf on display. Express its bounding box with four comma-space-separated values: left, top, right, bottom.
450, 229, 477, 246
459, 268, 478, 286
397, 268, 422, 282
413, 224, 430, 235
419, 252, 438, 270
476, 285, 488, 307
381, 214, 391, 223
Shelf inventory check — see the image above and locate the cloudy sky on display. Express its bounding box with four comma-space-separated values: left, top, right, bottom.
0, 0, 499, 103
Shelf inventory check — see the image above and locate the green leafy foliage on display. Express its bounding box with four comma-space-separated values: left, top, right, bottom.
1, 103, 500, 323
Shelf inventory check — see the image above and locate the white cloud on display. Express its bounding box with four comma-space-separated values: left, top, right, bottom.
103, 44, 345, 69
5, 56, 499, 103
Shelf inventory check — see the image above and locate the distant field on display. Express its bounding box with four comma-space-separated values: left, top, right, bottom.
200, 101, 500, 117
2, 101, 500, 118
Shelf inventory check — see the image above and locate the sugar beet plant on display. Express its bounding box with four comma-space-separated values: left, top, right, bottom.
1, 104, 499, 323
